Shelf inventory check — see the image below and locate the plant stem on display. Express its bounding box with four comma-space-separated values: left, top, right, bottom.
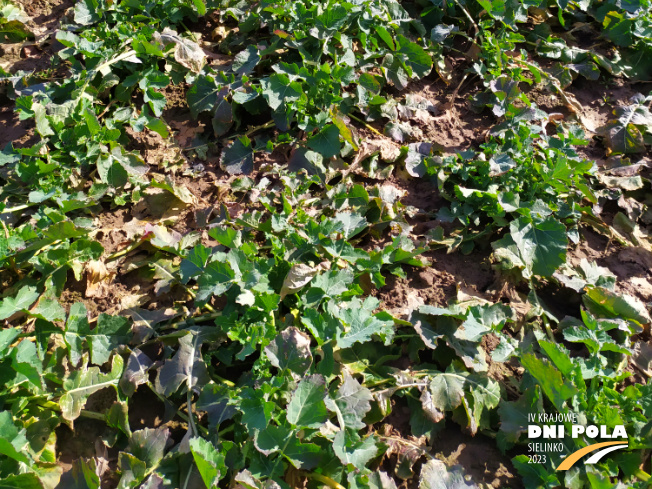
634, 469, 650, 482
212, 373, 236, 388
347, 112, 383, 137
106, 240, 143, 261
146, 382, 209, 436
245, 120, 275, 137
161, 312, 223, 331
187, 388, 198, 437
1, 203, 32, 214
37, 400, 106, 421
453, 0, 479, 43
304, 472, 346, 489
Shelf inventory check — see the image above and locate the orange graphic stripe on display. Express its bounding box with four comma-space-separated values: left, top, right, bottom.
556, 441, 626, 471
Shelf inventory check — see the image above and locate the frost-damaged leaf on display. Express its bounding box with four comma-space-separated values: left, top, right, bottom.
287, 375, 328, 428
413, 319, 445, 349
96, 147, 148, 188
197, 383, 237, 429
153, 28, 206, 73
454, 304, 512, 343
382, 54, 409, 89
429, 372, 465, 412
64, 303, 131, 366
0, 285, 39, 320
232, 45, 260, 75
419, 459, 479, 489
221, 136, 254, 175
598, 96, 652, 154
383, 429, 429, 479
325, 373, 373, 430
84, 260, 112, 298
260, 73, 302, 111
264, 327, 312, 376
123, 307, 178, 343
280, 264, 317, 299
187, 75, 222, 118
334, 211, 367, 239
118, 452, 147, 488
336, 296, 395, 348
384, 121, 413, 142
420, 389, 445, 423
128, 427, 169, 469
333, 430, 379, 470
405, 146, 428, 178
74, 0, 101, 25
331, 111, 358, 151
190, 437, 226, 488
120, 349, 153, 397
196, 261, 236, 304
368, 471, 399, 489
583, 286, 651, 329
498, 387, 542, 450
254, 425, 321, 469
155, 333, 209, 396
60, 355, 124, 421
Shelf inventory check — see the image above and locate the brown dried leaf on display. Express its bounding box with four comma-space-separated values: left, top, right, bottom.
85, 260, 113, 298
632, 341, 652, 377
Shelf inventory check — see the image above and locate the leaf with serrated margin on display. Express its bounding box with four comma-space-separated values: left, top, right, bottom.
220, 136, 254, 175
187, 75, 222, 118
60, 355, 123, 421
0, 411, 31, 464
508, 216, 567, 278
332, 430, 379, 470
336, 296, 394, 348
520, 354, 577, 411
128, 427, 169, 469
260, 73, 302, 111
232, 45, 260, 75
197, 383, 237, 430
64, 303, 131, 366
190, 437, 226, 488
196, 261, 236, 304
287, 375, 328, 428
325, 373, 373, 430
307, 124, 341, 158
0, 286, 39, 320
